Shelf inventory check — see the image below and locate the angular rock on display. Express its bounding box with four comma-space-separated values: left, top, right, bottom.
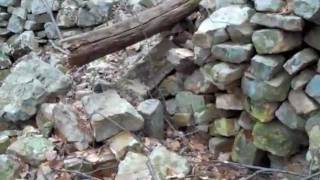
293, 0, 320, 25
194, 46, 211, 66
53, 104, 92, 150
137, 99, 164, 139
253, 122, 300, 157
227, 23, 255, 43
211, 43, 254, 64
7, 136, 55, 166
0, 155, 20, 180
64, 158, 93, 172
184, 69, 217, 94
149, 146, 190, 179
166, 48, 196, 74
31, 0, 60, 15
109, 131, 140, 160
305, 26, 320, 51
306, 111, 320, 170
275, 101, 306, 130
289, 90, 318, 115
0, 0, 18, 7
0, 50, 11, 69
284, 48, 319, 75
244, 99, 279, 123
238, 111, 255, 130
232, 130, 263, 165
291, 69, 315, 90
209, 137, 234, 155
216, 92, 244, 110
44, 22, 59, 39
158, 74, 183, 97
252, 29, 302, 54
250, 13, 304, 31
7, 31, 39, 59
81, 90, 144, 142
253, 0, 285, 12
175, 91, 206, 113
57, 8, 78, 27
0, 53, 71, 122
36, 103, 56, 137
12, 7, 27, 20
209, 118, 240, 137
24, 20, 43, 31
251, 55, 285, 81
242, 72, 291, 102
7, 15, 25, 33
0, 135, 10, 153
306, 75, 320, 104
194, 103, 230, 124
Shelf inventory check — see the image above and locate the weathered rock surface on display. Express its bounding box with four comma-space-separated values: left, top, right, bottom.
109, 131, 140, 160
216, 92, 244, 110
250, 55, 285, 80
305, 26, 320, 50
288, 90, 319, 115
244, 99, 278, 123
209, 118, 240, 137
36, 103, 56, 137
211, 43, 254, 63
294, 0, 320, 25
275, 101, 306, 130
253, 0, 285, 12
0, 155, 20, 180
291, 69, 315, 90
209, 137, 234, 155
306, 75, 320, 104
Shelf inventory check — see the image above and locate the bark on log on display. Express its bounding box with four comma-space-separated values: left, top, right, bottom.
60, 0, 201, 67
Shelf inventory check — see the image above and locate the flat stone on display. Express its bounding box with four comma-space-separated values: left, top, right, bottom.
36, 103, 56, 137
232, 129, 263, 165
306, 75, 320, 104
211, 43, 254, 64
175, 91, 206, 113
52, 104, 93, 150
291, 69, 315, 90
7, 15, 25, 33
0, 155, 20, 180
283, 48, 319, 75
193, 22, 228, 48
250, 55, 285, 80
209, 118, 240, 137
244, 99, 279, 123
275, 101, 306, 130
253, 0, 285, 12
109, 131, 140, 160
293, 0, 320, 25
216, 92, 244, 110
137, 99, 164, 139
209, 137, 234, 155
7, 136, 55, 166
304, 26, 320, 51
63, 158, 93, 172
242, 71, 291, 102
81, 90, 144, 142
289, 90, 318, 115
27, 13, 51, 24
184, 69, 217, 94
252, 29, 302, 54
250, 13, 304, 31
253, 122, 300, 157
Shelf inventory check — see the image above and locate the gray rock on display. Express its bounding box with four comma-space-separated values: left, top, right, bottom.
293, 0, 320, 25
0, 53, 71, 122
227, 23, 256, 43
305, 26, 320, 51
0, 135, 10, 153
57, 8, 78, 27
251, 55, 285, 80
44, 22, 59, 39
0, 50, 11, 69
184, 69, 217, 94
158, 74, 184, 97
199, 0, 216, 11
214, 0, 248, 9
238, 111, 255, 130
24, 20, 43, 30
252, 29, 302, 54
283, 48, 319, 75
173, 113, 193, 127
31, 0, 60, 15
7, 31, 39, 59
253, 0, 285, 12
7, 15, 25, 33
194, 46, 211, 66
275, 101, 306, 130
53, 104, 92, 150
27, 13, 51, 24
77, 8, 100, 27
193, 25, 228, 48
209, 117, 240, 137
36, 103, 56, 137
81, 90, 144, 142
0, 12, 10, 21
175, 91, 206, 113
306, 75, 320, 104
109, 131, 140, 160
0, 0, 19, 7
12, 7, 27, 20
209, 137, 234, 155
211, 43, 254, 63
216, 92, 244, 110
0, 155, 20, 180
137, 99, 164, 139
306, 111, 320, 171
291, 69, 315, 90
0, 28, 9, 36
167, 48, 196, 74
288, 90, 318, 115
250, 13, 304, 31
242, 72, 291, 102
244, 99, 279, 123
7, 136, 55, 166
194, 103, 230, 124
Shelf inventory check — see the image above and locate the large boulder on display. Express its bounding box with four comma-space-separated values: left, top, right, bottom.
0, 53, 71, 122
82, 90, 144, 142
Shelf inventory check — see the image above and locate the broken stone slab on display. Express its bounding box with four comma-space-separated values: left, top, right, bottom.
211, 43, 254, 64
244, 99, 279, 123
291, 69, 316, 90
288, 90, 318, 115
253, 0, 285, 12
250, 55, 285, 81
283, 48, 319, 75
275, 101, 306, 130
81, 90, 144, 142
209, 137, 234, 156
253, 122, 300, 157
7, 15, 25, 33
252, 29, 302, 54
52, 104, 93, 150
250, 13, 304, 31
305, 26, 320, 51
36, 103, 56, 137
202, 62, 247, 86
0, 53, 71, 122
0, 155, 20, 180
232, 129, 263, 165
216, 92, 244, 110
184, 69, 217, 94
175, 91, 206, 113
12, 7, 27, 20
242, 71, 291, 102
137, 99, 164, 139
238, 111, 255, 130
293, 0, 320, 25
306, 75, 320, 104
109, 131, 140, 160
7, 136, 55, 166
209, 118, 240, 137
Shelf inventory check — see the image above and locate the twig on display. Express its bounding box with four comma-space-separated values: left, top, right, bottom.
302, 171, 320, 180
48, 40, 70, 55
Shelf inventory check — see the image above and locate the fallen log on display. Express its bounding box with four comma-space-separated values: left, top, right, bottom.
60, 0, 201, 67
